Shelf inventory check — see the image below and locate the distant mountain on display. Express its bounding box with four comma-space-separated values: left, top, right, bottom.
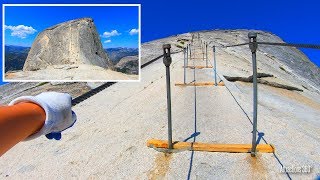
105, 47, 138, 65
115, 55, 139, 75
5, 45, 30, 72
4, 46, 139, 73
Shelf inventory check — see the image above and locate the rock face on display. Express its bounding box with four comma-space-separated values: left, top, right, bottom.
1, 30, 320, 179
198, 29, 320, 91
23, 18, 113, 71
115, 55, 139, 74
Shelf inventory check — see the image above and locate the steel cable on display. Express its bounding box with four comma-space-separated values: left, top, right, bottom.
72, 37, 320, 107
223, 42, 249, 48
209, 41, 320, 49
257, 42, 320, 49
71, 82, 115, 106
71, 50, 183, 107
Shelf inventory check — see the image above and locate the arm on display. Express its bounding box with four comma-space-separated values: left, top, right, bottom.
0, 102, 46, 156
0, 92, 77, 157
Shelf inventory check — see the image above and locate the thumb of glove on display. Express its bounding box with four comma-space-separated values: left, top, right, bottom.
45, 132, 62, 140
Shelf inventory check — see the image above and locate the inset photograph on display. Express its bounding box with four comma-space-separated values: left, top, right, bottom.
3, 4, 140, 82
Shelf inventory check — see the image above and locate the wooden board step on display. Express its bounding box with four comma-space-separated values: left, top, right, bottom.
182, 65, 213, 69
175, 82, 225, 86
147, 139, 275, 153
190, 57, 206, 60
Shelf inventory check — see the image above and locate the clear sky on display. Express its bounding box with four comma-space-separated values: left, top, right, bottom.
1, 0, 320, 86
4, 5, 139, 48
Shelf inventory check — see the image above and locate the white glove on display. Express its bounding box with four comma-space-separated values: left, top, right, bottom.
9, 92, 77, 141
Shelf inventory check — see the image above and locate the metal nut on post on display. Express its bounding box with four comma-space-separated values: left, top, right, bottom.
248, 32, 258, 53
248, 31, 257, 39
163, 44, 172, 67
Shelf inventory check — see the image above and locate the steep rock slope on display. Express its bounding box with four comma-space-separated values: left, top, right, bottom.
23, 18, 113, 71
200, 29, 320, 91
1, 30, 319, 179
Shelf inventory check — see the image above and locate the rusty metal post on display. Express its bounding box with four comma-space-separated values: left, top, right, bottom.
248, 32, 258, 157
163, 44, 173, 149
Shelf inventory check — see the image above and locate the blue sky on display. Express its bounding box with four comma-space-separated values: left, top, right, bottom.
1, 0, 320, 86
4, 5, 139, 48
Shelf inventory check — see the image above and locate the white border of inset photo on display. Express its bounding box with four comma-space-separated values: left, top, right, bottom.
2, 4, 141, 83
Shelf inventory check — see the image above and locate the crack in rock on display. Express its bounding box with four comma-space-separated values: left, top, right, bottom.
224, 73, 303, 91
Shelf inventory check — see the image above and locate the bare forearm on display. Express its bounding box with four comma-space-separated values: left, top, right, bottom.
0, 102, 45, 156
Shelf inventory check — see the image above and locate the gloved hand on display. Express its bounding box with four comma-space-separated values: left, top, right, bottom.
9, 92, 77, 141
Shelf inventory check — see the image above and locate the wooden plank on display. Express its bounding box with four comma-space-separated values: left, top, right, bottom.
192, 53, 205, 55
190, 51, 202, 53
182, 65, 213, 69
190, 58, 206, 60
175, 82, 225, 86
147, 139, 275, 153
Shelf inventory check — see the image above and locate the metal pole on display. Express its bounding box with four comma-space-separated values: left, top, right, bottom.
187, 44, 189, 66
163, 44, 173, 149
202, 42, 205, 61
206, 43, 208, 67
248, 32, 258, 157
213, 46, 217, 86
184, 47, 186, 84
189, 44, 192, 60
